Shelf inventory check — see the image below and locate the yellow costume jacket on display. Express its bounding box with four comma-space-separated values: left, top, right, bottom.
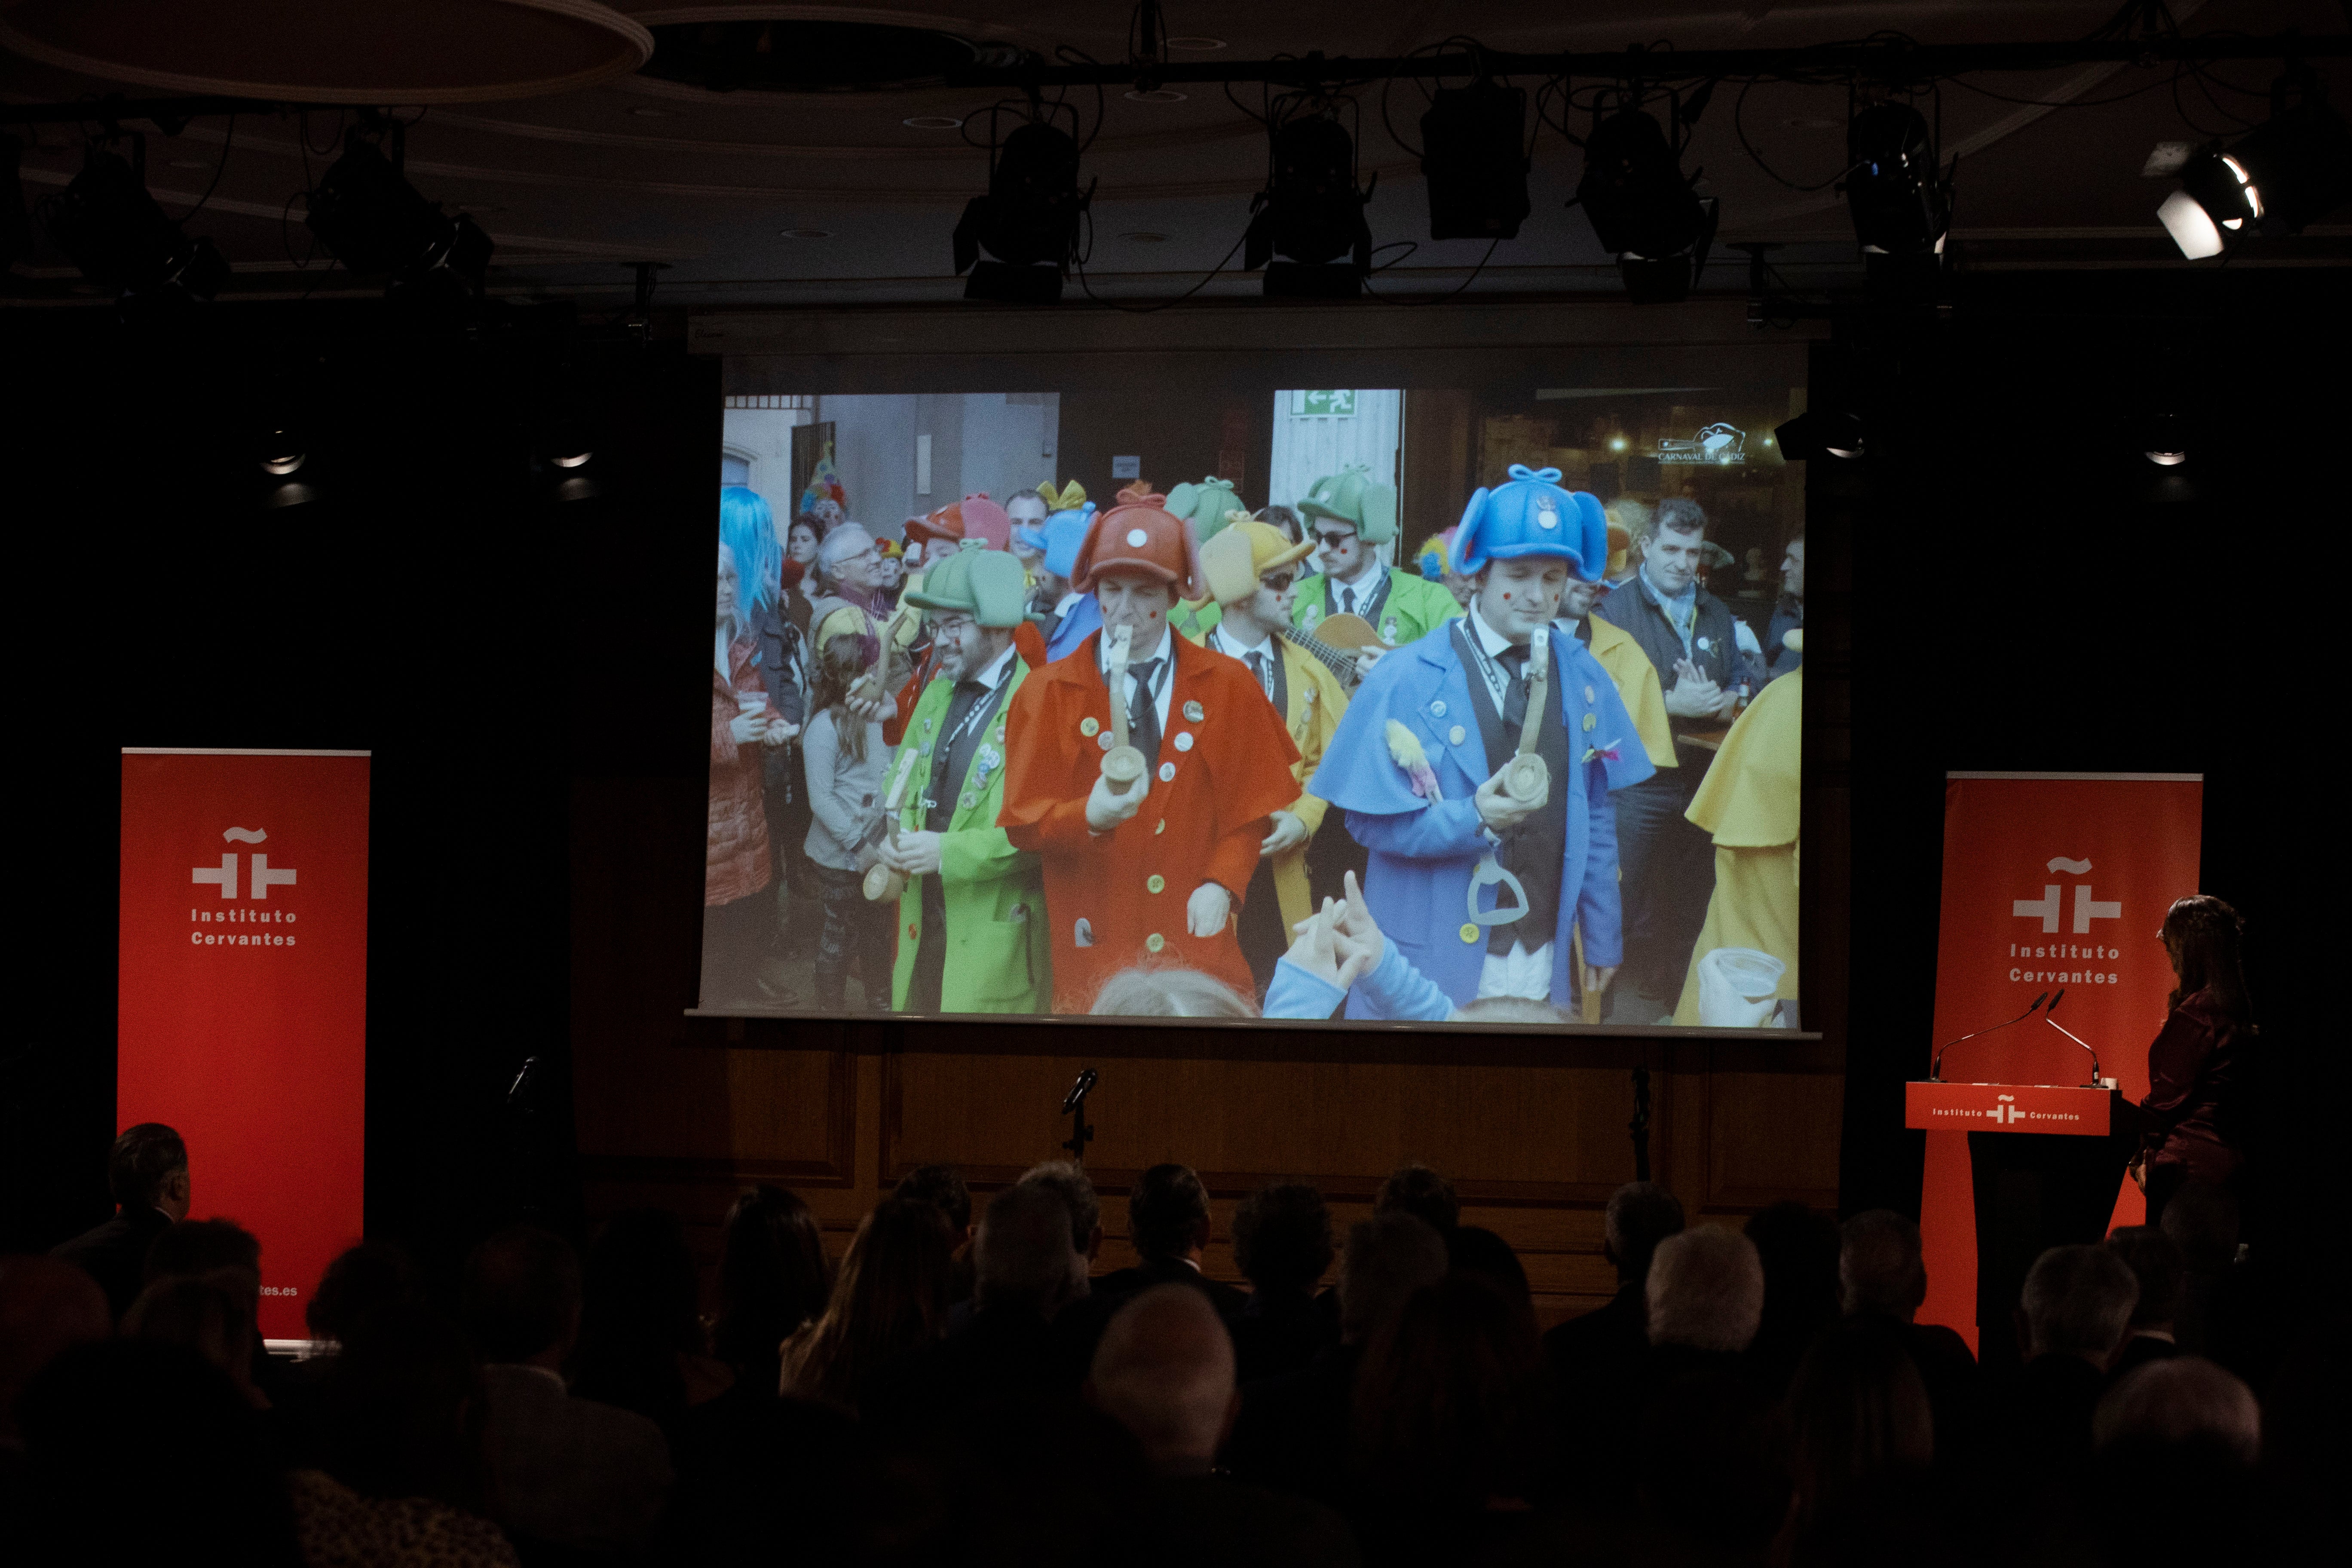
1187, 624, 1350, 931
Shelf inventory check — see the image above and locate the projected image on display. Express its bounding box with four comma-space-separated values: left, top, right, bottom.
706, 386, 1804, 1028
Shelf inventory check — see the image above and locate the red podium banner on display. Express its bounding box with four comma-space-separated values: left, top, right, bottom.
119, 749, 371, 1341
1905, 1081, 2113, 1137
1917, 772, 2200, 1351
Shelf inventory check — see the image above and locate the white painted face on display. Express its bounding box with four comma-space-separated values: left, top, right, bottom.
1474, 557, 1570, 643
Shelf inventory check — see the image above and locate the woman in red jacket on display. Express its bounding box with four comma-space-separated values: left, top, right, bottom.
2131, 894, 2255, 1228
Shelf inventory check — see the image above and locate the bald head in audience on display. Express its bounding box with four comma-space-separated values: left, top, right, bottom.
1089, 1284, 1237, 1474
2095, 1357, 2260, 1464
1840, 1210, 1928, 1320
1648, 1227, 1765, 1354
2021, 1244, 2139, 1366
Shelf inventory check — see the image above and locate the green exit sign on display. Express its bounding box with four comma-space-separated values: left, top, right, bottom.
1292, 389, 1358, 417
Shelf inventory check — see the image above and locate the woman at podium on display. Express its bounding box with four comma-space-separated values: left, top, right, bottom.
2132, 895, 2254, 1226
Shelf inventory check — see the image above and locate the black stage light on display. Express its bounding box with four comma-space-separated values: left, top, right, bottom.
1845, 102, 1951, 256
1575, 107, 1715, 302
257, 423, 306, 476
1421, 79, 1530, 240
306, 129, 493, 298
2140, 411, 2189, 467
2159, 76, 2352, 259
2, 133, 33, 273
1773, 410, 1865, 462
1245, 114, 1374, 297
953, 119, 1092, 303
37, 141, 227, 306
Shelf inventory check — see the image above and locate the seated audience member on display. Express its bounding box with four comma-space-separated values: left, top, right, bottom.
1019, 1159, 1105, 1264
2082, 1358, 2263, 1565
1785, 1317, 1935, 1540
0, 1255, 110, 1450
1223, 1213, 1449, 1510
2006, 1243, 2139, 1475
1375, 1161, 1460, 1234
1744, 1201, 1843, 1397
124, 1271, 266, 1410
49, 1122, 188, 1321
1351, 1274, 1553, 1565
14, 1338, 300, 1565
864, 1183, 1094, 1422
572, 1208, 737, 1430
1090, 1285, 1358, 1567
1545, 1181, 1683, 1385
2104, 1225, 2186, 1382
1633, 1365, 1794, 1565
710, 1184, 829, 1393
301, 1300, 518, 1567
780, 1197, 955, 1415
1648, 1226, 1766, 1361
1095, 1163, 1247, 1316
2094, 1356, 2260, 1463
1840, 1209, 1979, 1471
1226, 1183, 1338, 1384
1445, 1226, 1534, 1322
305, 1242, 418, 1348
138, 1216, 297, 1410
896, 1164, 978, 1307
460, 1225, 672, 1555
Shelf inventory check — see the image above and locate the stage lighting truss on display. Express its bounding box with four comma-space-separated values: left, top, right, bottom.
1843, 99, 1953, 258
2159, 70, 2352, 260
1570, 96, 1717, 303
952, 100, 1095, 303
304, 119, 492, 300
35, 134, 227, 307
1244, 95, 1375, 297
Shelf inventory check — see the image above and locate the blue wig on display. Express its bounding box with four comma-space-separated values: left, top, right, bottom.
718, 486, 783, 619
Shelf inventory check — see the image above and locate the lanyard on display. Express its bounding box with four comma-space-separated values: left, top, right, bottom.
1458, 621, 1513, 720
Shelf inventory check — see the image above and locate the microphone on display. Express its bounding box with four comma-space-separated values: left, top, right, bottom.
1060, 1069, 1098, 1115
2041, 990, 2107, 1085
1929, 992, 2047, 1082
506, 1056, 542, 1105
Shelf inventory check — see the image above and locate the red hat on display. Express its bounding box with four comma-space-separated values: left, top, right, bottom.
956, 492, 1013, 551
1071, 491, 1204, 598
904, 502, 965, 548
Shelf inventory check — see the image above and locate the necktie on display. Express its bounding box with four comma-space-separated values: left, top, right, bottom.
1339, 585, 1355, 616
1246, 650, 1271, 699
1127, 657, 1163, 766
1496, 645, 1530, 732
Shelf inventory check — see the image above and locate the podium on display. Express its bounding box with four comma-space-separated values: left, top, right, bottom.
1906, 1081, 2142, 1371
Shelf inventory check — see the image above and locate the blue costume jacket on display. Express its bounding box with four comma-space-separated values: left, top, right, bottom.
1306, 621, 1654, 1016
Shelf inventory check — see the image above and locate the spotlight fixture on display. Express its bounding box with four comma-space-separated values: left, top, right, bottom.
257, 425, 306, 476
1844, 102, 1951, 256
1420, 77, 1530, 240
304, 125, 492, 300
2159, 73, 2352, 259
2140, 411, 2188, 466
952, 117, 1092, 303
35, 140, 227, 307
1244, 112, 1373, 298
1773, 410, 1865, 462
1574, 106, 1716, 303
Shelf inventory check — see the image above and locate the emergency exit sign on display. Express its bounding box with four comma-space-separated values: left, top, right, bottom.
1292, 390, 1358, 417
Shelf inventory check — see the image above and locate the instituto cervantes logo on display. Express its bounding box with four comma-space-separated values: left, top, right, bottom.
2006, 856, 2121, 984
190, 827, 300, 948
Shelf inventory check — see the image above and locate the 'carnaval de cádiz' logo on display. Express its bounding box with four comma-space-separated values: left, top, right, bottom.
189, 827, 302, 949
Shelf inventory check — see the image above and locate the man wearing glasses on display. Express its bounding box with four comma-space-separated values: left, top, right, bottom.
1192, 519, 1353, 992
1289, 465, 1463, 674
876, 547, 1050, 1014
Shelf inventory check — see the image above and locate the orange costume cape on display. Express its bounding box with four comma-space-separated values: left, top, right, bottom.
998, 629, 1300, 1012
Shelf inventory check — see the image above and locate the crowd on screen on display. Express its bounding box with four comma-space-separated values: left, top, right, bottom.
706, 465, 1806, 1026
6, 1119, 2331, 1565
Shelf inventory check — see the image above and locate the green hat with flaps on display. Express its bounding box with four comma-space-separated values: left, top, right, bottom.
905, 540, 1030, 628
1166, 475, 1242, 541
1296, 463, 1399, 545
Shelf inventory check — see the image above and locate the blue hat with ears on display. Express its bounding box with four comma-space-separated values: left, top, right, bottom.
1452, 465, 1610, 581
1041, 503, 1096, 581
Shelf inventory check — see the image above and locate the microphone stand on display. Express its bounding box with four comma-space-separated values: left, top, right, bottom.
2045, 1018, 2107, 1087
1929, 992, 2047, 1081
1060, 1069, 1097, 1165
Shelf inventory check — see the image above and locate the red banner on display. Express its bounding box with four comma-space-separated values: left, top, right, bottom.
1919, 772, 2201, 1351
119, 749, 371, 1342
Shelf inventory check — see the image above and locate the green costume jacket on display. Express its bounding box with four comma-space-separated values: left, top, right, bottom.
886, 658, 1052, 1013
1291, 567, 1462, 647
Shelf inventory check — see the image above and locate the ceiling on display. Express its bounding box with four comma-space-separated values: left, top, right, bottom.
5, 0, 2348, 309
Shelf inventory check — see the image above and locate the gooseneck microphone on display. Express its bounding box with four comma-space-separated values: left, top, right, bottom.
1929, 992, 2048, 1082
2040, 989, 2107, 1085
1061, 1069, 1098, 1115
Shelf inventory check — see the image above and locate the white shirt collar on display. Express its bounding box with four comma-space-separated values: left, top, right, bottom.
1330, 556, 1386, 605
1212, 619, 1275, 659
968, 642, 1019, 691
1054, 590, 1085, 616
1097, 625, 1173, 674
1467, 601, 1517, 658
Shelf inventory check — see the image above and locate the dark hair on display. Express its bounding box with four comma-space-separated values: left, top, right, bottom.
1654, 496, 1708, 540
1261, 504, 1302, 544
124, 1271, 257, 1384
2105, 1226, 2185, 1329
571, 1209, 706, 1427
1230, 1183, 1333, 1294
107, 1123, 187, 1210
1354, 1274, 1548, 1513
2161, 895, 2252, 1024
462, 1225, 581, 1363
315, 1301, 488, 1509
1786, 1318, 1933, 1528
1446, 1226, 1531, 1319
1637, 1366, 1793, 1553
791, 511, 829, 543
780, 1198, 954, 1409
1744, 1203, 1844, 1386
712, 1185, 830, 1383
144, 1217, 261, 1289
811, 633, 879, 765
1375, 1163, 1459, 1233
1127, 1164, 1211, 1262
1019, 1161, 1101, 1255
1605, 1182, 1687, 1284
894, 1165, 973, 1234
306, 1242, 418, 1343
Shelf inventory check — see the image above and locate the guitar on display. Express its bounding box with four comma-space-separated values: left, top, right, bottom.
1279, 612, 1391, 689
